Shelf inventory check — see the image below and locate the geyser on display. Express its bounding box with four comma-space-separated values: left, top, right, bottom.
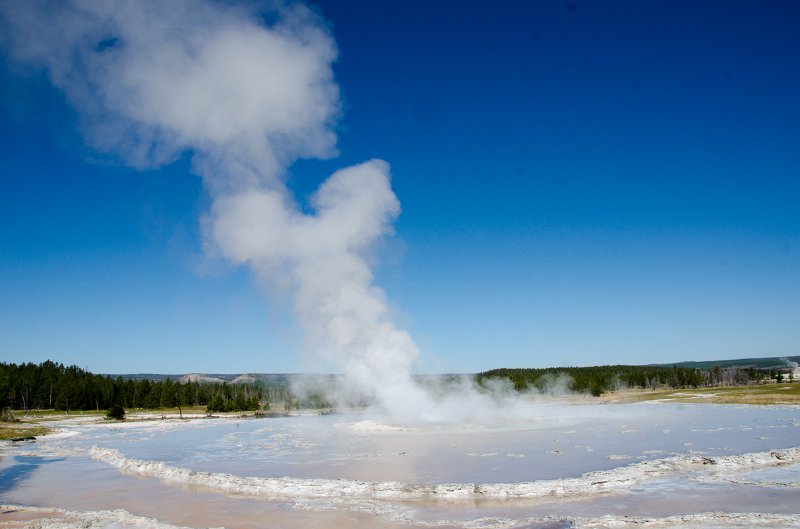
0, 0, 433, 419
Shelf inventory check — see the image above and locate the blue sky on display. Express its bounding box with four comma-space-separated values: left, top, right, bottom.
1, 0, 798, 374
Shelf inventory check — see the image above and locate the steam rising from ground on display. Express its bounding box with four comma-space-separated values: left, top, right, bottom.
292, 371, 578, 424
0, 1, 556, 422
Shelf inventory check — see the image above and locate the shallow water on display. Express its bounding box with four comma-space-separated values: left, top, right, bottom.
1, 402, 799, 528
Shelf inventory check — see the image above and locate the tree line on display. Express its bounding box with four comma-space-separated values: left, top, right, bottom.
1, 360, 790, 414
476, 363, 772, 396
0, 361, 276, 413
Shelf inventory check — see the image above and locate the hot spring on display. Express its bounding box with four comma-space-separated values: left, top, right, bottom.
2, 400, 799, 528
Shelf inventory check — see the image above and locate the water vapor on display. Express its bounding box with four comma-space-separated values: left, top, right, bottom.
1, 1, 577, 422
0, 0, 430, 418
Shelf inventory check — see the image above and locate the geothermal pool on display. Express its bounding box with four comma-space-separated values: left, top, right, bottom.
1, 401, 799, 528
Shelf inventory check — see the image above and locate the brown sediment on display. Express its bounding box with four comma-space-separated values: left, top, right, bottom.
0, 505, 60, 523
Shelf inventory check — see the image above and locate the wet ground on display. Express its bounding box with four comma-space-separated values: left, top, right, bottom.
1, 401, 799, 528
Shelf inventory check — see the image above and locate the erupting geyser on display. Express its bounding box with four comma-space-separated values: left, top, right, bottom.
0, 0, 433, 419
211, 159, 431, 419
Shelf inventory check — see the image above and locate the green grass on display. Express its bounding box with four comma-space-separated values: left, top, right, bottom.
12, 406, 210, 416
133, 406, 208, 414
3, 406, 214, 425
0, 424, 51, 440
17, 409, 105, 416
617, 383, 800, 405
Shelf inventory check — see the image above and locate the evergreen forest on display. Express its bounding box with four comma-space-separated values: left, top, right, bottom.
476, 364, 773, 396
0, 360, 791, 414
0, 361, 275, 413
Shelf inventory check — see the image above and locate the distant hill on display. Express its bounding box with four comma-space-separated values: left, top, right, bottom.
107, 356, 800, 384
106, 372, 297, 387
178, 373, 228, 384
109, 373, 237, 382
660, 355, 800, 370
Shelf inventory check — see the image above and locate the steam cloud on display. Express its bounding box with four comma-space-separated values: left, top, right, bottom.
1, 1, 571, 422
0, 0, 435, 419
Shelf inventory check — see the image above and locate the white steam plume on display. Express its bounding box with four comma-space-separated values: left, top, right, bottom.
782, 357, 799, 369
0, 0, 430, 419
1, 1, 582, 422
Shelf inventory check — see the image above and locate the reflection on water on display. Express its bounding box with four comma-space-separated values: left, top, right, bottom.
0, 456, 65, 495
1, 402, 799, 529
